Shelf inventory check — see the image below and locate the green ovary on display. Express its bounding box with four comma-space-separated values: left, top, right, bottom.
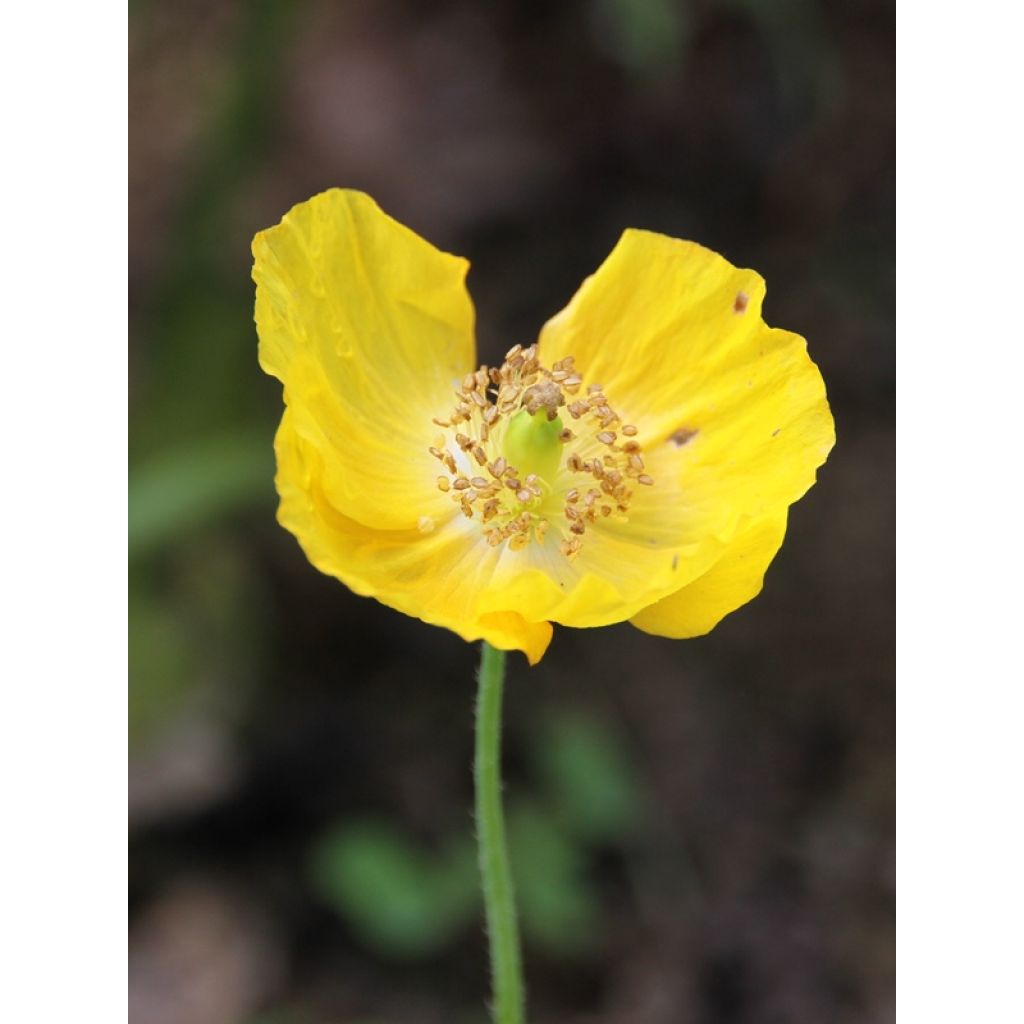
502, 409, 564, 488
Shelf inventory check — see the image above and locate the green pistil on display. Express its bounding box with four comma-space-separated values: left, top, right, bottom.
502, 409, 563, 487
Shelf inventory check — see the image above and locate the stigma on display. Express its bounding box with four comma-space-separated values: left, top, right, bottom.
427, 344, 653, 558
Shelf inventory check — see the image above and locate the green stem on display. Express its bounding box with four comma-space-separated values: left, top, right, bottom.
475, 641, 525, 1024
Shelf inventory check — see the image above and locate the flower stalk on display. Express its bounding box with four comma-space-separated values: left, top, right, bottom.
475, 641, 525, 1024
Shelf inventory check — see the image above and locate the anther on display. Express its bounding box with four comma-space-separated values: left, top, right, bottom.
559, 538, 582, 559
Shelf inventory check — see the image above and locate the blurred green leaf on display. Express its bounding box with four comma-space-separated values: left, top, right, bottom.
129, 537, 271, 747
242, 1013, 309, 1024
508, 801, 602, 955
130, 0, 295, 458
591, 0, 690, 76
128, 584, 195, 741
129, 432, 273, 558
310, 822, 479, 959
718, 0, 840, 113
307, 716, 648, 963
534, 712, 646, 844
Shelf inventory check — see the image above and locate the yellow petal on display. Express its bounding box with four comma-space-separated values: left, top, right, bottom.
253, 189, 476, 530
630, 512, 788, 638
477, 521, 727, 631
274, 408, 553, 664
538, 229, 834, 546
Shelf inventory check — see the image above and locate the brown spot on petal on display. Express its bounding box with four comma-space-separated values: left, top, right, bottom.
733, 291, 749, 314
670, 427, 698, 447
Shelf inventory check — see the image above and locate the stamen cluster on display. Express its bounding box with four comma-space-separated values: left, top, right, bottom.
428, 344, 654, 558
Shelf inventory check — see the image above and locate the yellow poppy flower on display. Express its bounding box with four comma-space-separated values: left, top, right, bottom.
253, 189, 834, 665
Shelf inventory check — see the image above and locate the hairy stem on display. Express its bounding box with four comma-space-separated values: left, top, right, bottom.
475, 641, 525, 1024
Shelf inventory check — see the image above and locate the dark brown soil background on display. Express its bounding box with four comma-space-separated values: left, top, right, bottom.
129, 1, 894, 1021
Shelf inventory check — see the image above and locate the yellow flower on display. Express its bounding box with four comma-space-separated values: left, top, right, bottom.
253, 189, 834, 665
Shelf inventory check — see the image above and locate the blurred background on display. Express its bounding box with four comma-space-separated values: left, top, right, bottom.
128, 1, 893, 1021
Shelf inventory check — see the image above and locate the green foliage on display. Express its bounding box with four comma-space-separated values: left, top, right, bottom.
131, 0, 295, 460
507, 801, 601, 956
309, 822, 479, 959
128, 538, 270, 746
129, 433, 274, 559
533, 711, 646, 844
720, 0, 838, 112
591, 0, 690, 76
309, 711, 648, 960
128, 582, 196, 742
242, 1013, 310, 1024
129, 0, 293, 751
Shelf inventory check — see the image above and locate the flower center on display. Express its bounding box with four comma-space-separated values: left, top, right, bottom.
427, 344, 654, 558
